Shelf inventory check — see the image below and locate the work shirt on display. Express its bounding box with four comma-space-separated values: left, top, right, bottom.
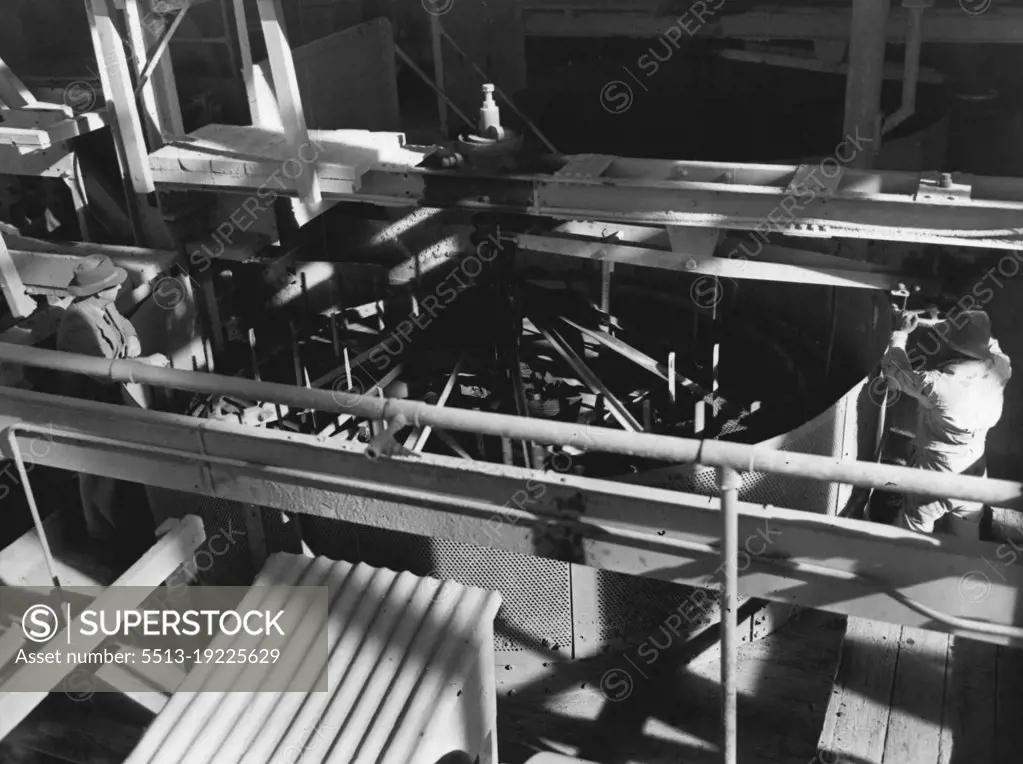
881, 335, 1011, 472
56, 298, 138, 404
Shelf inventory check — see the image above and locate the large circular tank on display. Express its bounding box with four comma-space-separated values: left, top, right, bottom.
147, 47, 916, 670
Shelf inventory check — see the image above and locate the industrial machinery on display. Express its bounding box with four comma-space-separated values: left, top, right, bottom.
1, 2, 1023, 764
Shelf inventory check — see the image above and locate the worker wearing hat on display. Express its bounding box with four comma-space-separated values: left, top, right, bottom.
881, 309, 1011, 538
56, 255, 169, 544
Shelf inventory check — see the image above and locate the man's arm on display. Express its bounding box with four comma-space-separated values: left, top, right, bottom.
881, 319, 937, 406
987, 338, 1012, 385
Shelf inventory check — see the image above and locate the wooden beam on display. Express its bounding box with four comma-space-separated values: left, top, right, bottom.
940, 637, 998, 764
84, 0, 173, 248
0, 144, 76, 177
124, 0, 185, 147
255, 0, 323, 212
534, 318, 643, 432
93, 644, 181, 714
3, 388, 1023, 644
0, 110, 106, 149
0, 515, 205, 742
0, 514, 177, 715
85, 0, 155, 194
882, 626, 948, 764
818, 617, 901, 763
147, 124, 405, 195
231, 0, 263, 125
995, 641, 1023, 763
0, 229, 36, 319
0, 55, 35, 109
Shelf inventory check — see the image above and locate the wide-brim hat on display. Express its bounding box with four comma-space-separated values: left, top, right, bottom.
937, 310, 992, 356
67, 255, 127, 297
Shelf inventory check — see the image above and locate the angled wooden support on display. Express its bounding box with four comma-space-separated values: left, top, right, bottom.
84, 0, 174, 249
132, 1, 191, 98
0, 55, 36, 109
405, 358, 463, 453
0, 513, 180, 715
231, 0, 263, 125
533, 317, 643, 433
0, 108, 106, 150
0, 228, 36, 319
255, 0, 323, 213
0, 515, 206, 742
124, 0, 185, 147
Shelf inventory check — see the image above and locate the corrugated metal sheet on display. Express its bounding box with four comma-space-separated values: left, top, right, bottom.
124, 553, 502, 764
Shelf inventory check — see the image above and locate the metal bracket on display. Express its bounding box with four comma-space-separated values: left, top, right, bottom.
555, 154, 615, 179
666, 226, 722, 257
915, 172, 972, 203
782, 222, 834, 238
786, 163, 843, 198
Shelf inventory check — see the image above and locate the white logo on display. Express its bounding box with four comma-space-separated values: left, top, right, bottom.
22, 604, 60, 643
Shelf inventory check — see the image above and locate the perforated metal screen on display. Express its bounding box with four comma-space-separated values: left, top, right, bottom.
584, 568, 723, 648
299, 517, 575, 653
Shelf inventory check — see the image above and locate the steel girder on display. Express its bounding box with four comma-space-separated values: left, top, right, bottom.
149, 143, 1023, 250
352, 161, 1023, 250
1, 387, 1020, 646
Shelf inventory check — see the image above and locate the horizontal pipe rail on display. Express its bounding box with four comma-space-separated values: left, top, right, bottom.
2, 343, 1022, 509
4, 403, 1023, 644
3, 382, 1023, 639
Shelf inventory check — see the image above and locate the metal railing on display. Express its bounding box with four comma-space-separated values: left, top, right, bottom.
2, 342, 1023, 764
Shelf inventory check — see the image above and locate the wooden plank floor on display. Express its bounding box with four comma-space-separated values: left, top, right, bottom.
499, 609, 847, 764
3, 611, 1018, 763
0, 610, 843, 764
818, 617, 1023, 764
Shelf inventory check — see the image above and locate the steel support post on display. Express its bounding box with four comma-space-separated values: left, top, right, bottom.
843, 0, 890, 168
718, 465, 741, 764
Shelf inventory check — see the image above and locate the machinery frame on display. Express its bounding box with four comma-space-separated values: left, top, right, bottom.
4, 3, 1023, 762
